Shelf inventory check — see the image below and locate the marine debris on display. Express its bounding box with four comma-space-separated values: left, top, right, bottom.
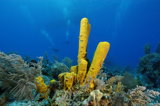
0, 18, 160, 106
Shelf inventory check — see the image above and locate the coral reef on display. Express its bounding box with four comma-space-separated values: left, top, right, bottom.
121, 72, 139, 91
0, 18, 160, 106
137, 43, 160, 88
128, 86, 160, 105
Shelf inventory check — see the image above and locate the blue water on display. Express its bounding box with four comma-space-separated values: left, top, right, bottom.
0, 0, 160, 67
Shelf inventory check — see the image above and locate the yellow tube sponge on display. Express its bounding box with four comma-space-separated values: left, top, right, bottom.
70, 65, 78, 74
35, 76, 48, 98
85, 42, 110, 89
64, 72, 76, 90
58, 72, 76, 90
78, 18, 91, 63
58, 18, 111, 91
77, 59, 88, 84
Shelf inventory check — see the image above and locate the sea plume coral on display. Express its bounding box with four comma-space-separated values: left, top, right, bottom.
0, 52, 42, 100
9, 79, 36, 100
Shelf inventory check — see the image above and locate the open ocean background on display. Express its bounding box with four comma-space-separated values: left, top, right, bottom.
0, 0, 160, 67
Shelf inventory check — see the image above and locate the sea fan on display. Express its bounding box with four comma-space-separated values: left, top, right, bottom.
9, 79, 36, 100
0, 52, 42, 100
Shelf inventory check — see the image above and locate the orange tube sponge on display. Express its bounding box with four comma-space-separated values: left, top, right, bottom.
78, 18, 91, 64
85, 42, 110, 89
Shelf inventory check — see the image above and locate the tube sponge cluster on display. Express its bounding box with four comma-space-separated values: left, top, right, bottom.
59, 18, 110, 90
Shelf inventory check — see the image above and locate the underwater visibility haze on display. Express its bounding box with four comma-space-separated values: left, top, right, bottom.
0, 0, 159, 66
0, 0, 160, 105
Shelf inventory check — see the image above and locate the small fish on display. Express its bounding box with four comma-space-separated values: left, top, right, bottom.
52, 48, 59, 52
